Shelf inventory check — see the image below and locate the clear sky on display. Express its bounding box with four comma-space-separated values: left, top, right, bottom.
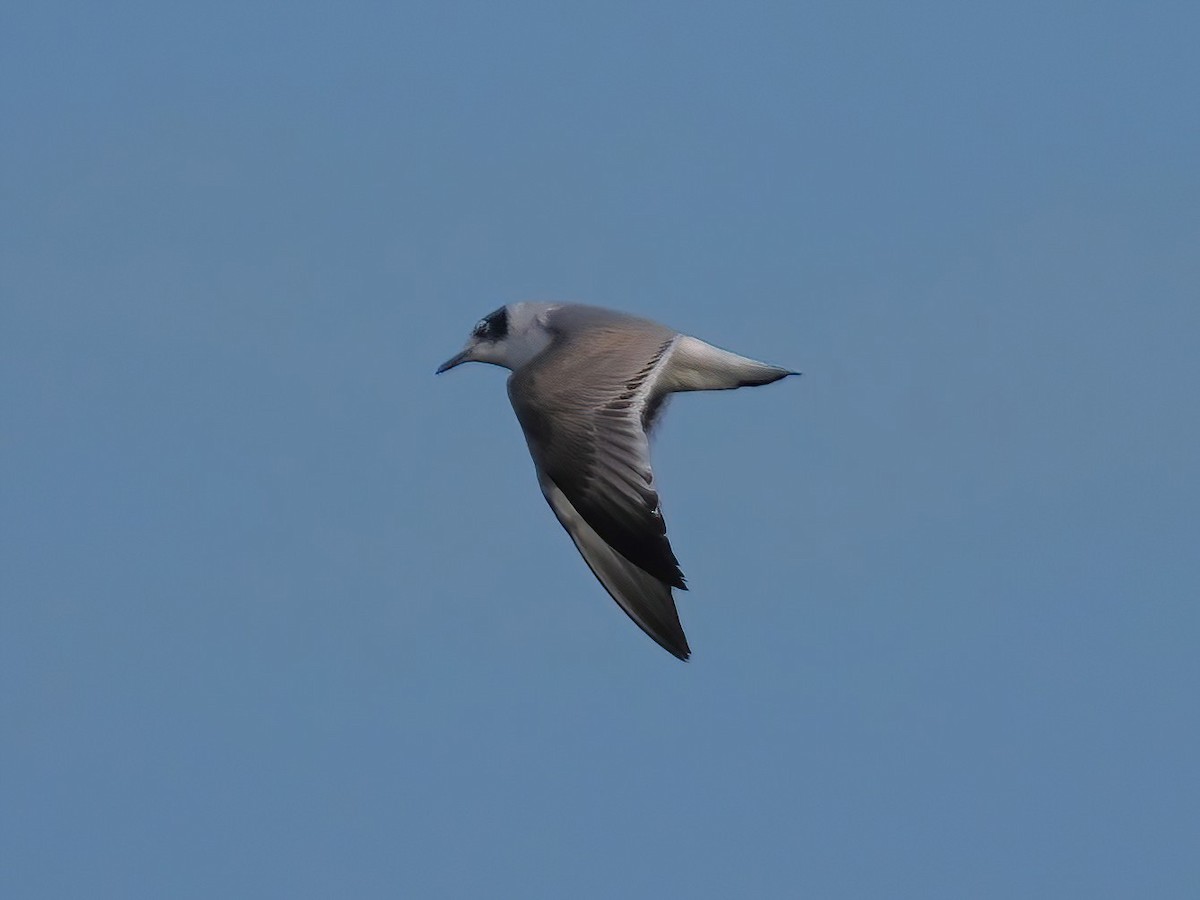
3, 2, 1198, 897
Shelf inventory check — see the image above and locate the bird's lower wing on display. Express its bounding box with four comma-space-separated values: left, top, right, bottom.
539, 474, 690, 661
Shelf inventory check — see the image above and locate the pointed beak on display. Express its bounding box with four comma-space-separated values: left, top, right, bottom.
436, 348, 472, 374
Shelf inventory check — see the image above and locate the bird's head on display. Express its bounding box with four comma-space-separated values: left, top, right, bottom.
436, 303, 557, 374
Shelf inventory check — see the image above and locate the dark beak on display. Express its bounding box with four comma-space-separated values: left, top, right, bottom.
436, 349, 471, 374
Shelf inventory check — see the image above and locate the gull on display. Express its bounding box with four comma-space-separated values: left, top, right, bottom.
437, 303, 798, 660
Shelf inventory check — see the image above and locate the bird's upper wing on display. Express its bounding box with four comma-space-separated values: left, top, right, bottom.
507, 310, 685, 591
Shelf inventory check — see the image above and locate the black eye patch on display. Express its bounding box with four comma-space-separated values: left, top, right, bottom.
474, 306, 509, 341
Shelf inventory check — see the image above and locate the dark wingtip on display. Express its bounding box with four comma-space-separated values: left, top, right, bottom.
635, 590, 690, 660
628, 609, 691, 661
664, 635, 692, 661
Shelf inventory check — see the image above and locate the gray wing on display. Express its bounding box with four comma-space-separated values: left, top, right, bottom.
508, 315, 683, 588
539, 474, 689, 660
507, 311, 689, 656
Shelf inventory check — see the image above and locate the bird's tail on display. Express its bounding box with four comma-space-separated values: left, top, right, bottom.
662, 336, 798, 392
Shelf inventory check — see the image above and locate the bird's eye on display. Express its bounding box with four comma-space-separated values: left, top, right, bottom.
473, 319, 488, 337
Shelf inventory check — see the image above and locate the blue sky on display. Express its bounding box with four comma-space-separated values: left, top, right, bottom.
3, 2, 1198, 897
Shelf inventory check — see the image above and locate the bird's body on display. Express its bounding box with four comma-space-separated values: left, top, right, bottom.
438, 303, 797, 660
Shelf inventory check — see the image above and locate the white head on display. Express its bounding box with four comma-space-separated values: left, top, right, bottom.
436, 302, 559, 374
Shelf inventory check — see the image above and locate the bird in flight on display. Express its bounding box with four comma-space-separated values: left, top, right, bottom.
438, 303, 797, 660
